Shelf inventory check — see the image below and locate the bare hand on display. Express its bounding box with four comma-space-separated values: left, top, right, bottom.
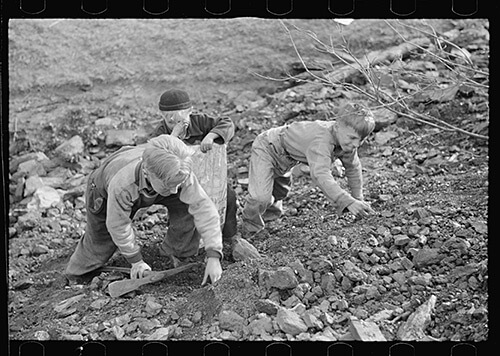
201, 257, 222, 285
200, 136, 215, 152
130, 260, 152, 279
347, 200, 375, 218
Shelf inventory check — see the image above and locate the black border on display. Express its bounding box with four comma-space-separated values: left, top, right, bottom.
2, 1, 496, 356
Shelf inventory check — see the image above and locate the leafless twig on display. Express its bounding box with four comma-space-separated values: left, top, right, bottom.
268, 20, 488, 141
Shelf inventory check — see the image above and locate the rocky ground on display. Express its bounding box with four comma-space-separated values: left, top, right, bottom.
7, 19, 489, 343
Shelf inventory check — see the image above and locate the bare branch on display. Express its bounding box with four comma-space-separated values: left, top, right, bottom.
255, 20, 488, 141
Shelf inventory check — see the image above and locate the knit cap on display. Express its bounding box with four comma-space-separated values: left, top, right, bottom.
159, 89, 192, 111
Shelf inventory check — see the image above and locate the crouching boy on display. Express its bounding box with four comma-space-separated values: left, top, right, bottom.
242, 104, 376, 236
65, 135, 223, 285
150, 88, 237, 240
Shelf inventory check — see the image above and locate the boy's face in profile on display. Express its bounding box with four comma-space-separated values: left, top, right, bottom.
336, 122, 362, 153
163, 108, 192, 138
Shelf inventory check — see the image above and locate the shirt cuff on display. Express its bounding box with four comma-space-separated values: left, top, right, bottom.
205, 249, 223, 260
336, 197, 356, 215
125, 252, 143, 264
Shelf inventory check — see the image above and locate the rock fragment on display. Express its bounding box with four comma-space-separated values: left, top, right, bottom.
348, 317, 387, 341
232, 237, 261, 261
276, 307, 308, 336
397, 295, 437, 341
413, 249, 444, 269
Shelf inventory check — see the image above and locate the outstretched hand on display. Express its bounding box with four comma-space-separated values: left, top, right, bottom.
200, 136, 215, 152
347, 200, 375, 218
130, 260, 152, 279
201, 257, 222, 286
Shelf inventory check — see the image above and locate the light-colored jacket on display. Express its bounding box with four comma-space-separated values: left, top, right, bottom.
270, 120, 364, 213
96, 138, 223, 263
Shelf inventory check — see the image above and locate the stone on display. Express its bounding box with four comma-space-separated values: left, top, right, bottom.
367, 309, 394, 323
28, 186, 62, 210
138, 319, 161, 333
397, 295, 437, 341
90, 298, 109, 310
365, 286, 381, 300
392, 272, 406, 286
388, 260, 404, 271
276, 308, 308, 336
311, 285, 323, 297
292, 283, 311, 299
291, 303, 306, 315
409, 273, 433, 286
15, 211, 42, 231
34, 330, 51, 341
146, 326, 176, 340
341, 276, 353, 291
369, 254, 381, 264
24, 176, 44, 197
414, 208, 430, 220
308, 257, 333, 272
105, 129, 137, 147
320, 312, 335, 325
304, 291, 317, 304
301, 311, 324, 329
288, 260, 307, 278
95, 117, 120, 127
413, 248, 444, 269
232, 237, 261, 262
373, 247, 388, 257
31, 244, 50, 255
192, 311, 203, 324
269, 267, 299, 290
282, 295, 301, 309
374, 130, 399, 146
469, 219, 487, 234
408, 226, 420, 237
320, 273, 336, 295
400, 257, 414, 270
180, 318, 193, 328
390, 226, 403, 235
343, 261, 368, 282
248, 315, 274, 336
145, 298, 163, 316
358, 252, 370, 264
349, 317, 387, 341
15, 160, 47, 180
441, 237, 470, 253
54, 294, 85, 317
219, 310, 245, 332
373, 107, 398, 131
394, 235, 411, 246
336, 299, 349, 311
10, 152, 50, 173
12, 278, 34, 290
54, 135, 85, 162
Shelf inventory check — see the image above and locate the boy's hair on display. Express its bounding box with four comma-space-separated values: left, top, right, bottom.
337, 103, 375, 139
143, 135, 193, 183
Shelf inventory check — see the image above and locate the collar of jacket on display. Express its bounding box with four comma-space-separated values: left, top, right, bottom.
135, 160, 157, 197
330, 123, 344, 155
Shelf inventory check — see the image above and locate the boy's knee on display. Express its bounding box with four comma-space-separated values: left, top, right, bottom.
249, 193, 273, 206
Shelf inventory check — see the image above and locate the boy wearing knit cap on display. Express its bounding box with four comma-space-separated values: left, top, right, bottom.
241, 104, 376, 237
65, 135, 223, 284
150, 89, 237, 242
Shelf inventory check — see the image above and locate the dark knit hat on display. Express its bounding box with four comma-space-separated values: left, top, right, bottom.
159, 89, 192, 111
